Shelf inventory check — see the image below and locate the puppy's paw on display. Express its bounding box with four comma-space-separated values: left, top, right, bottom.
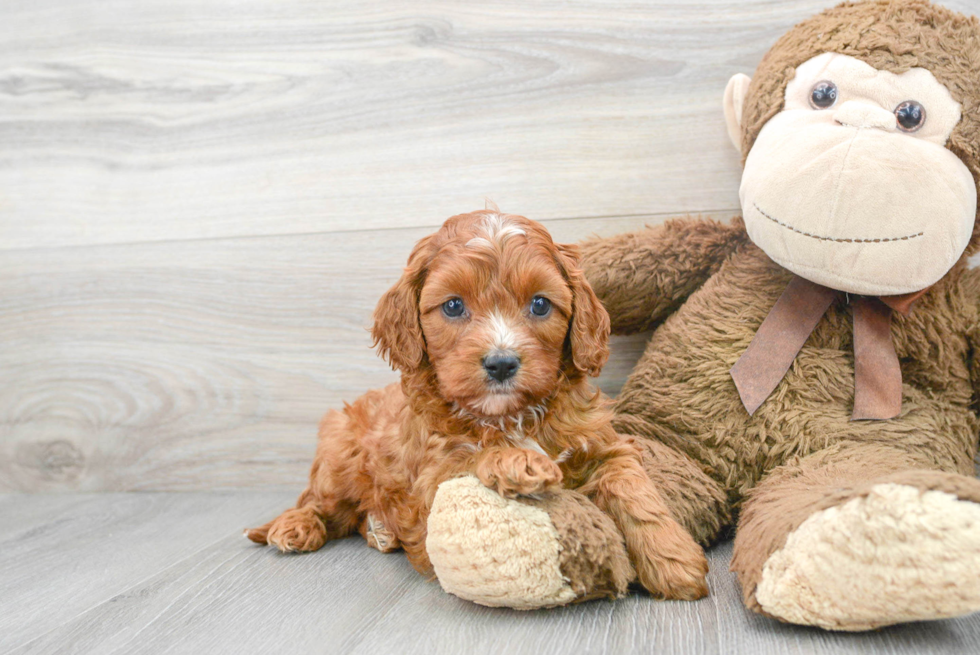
359, 513, 401, 553
633, 520, 709, 601
265, 507, 327, 553
476, 448, 563, 498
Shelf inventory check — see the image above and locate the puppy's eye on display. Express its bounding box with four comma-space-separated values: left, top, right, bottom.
895, 100, 926, 132
442, 298, 465, 318
529, 296, 551, 317
809, 81, 838, 109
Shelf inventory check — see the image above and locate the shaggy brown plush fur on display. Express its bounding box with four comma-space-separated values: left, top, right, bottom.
247, 211, 709, 600
581, 0, 980, 625
521, 489, 636, 602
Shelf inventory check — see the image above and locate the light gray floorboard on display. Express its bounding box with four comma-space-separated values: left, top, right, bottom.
4, 492, 980, 655
0, 491, 294, 653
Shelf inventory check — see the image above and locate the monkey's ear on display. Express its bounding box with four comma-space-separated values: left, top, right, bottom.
724, 73, 752, 151
371, 237, 433, 373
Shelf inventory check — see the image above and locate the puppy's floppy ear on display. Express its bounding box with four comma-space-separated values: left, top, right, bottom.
555, 243, 610, 377
371, 236, 434, 372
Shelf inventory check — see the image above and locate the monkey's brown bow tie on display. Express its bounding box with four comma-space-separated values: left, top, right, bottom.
730, 276, 927, 420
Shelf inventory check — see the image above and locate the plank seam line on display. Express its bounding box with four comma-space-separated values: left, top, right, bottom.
0, 208, 742, 255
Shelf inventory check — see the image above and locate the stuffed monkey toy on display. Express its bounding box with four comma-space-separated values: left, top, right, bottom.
580, 0, 980, 630
427, 0, 980, 631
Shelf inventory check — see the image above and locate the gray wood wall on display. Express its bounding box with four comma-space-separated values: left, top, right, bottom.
3, 0, 977, 492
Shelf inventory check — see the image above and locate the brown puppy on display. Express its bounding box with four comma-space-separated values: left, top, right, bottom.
247, 210, 707, 600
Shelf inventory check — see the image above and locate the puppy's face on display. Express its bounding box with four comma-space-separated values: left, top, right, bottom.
418, 216, 574, 416
373, 211, 609, 418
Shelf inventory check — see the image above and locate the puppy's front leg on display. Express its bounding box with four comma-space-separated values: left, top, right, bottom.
580, 443, 709, 601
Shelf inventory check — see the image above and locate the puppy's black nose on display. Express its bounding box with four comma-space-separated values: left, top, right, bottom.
483, 353, 520, 382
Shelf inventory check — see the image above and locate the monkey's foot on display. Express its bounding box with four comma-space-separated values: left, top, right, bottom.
756, 483, 980, 631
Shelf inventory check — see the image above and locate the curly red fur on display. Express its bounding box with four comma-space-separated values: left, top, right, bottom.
247, 210, 708, 600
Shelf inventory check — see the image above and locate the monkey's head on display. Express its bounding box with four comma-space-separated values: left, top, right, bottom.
724, 0, 980, 296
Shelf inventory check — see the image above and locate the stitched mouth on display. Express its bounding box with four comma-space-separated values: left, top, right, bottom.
753, 203, 924, 244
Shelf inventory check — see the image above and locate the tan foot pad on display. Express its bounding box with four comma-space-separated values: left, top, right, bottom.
757, 483, 980, 630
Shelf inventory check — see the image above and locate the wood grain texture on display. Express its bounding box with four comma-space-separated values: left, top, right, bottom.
0, 491, 295, 654
0, 212, 714, 492
4, 492, 980, 655
0, 0, 831, 250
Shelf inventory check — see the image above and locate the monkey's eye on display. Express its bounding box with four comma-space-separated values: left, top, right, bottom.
442, 298, 465, 318
529, 296, 552, 317
809, 81, 838, 109
895, 101, 926, 132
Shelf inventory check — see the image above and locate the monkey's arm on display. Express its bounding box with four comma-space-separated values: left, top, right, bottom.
579, 217, 748, 334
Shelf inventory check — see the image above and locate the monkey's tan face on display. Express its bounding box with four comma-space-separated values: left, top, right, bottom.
728, 53, 977, 295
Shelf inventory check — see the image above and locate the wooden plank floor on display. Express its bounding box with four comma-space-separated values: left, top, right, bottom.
2, 492, 979, 655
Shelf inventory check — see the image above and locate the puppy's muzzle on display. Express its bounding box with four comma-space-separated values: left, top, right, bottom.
483, 351, 520, 383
